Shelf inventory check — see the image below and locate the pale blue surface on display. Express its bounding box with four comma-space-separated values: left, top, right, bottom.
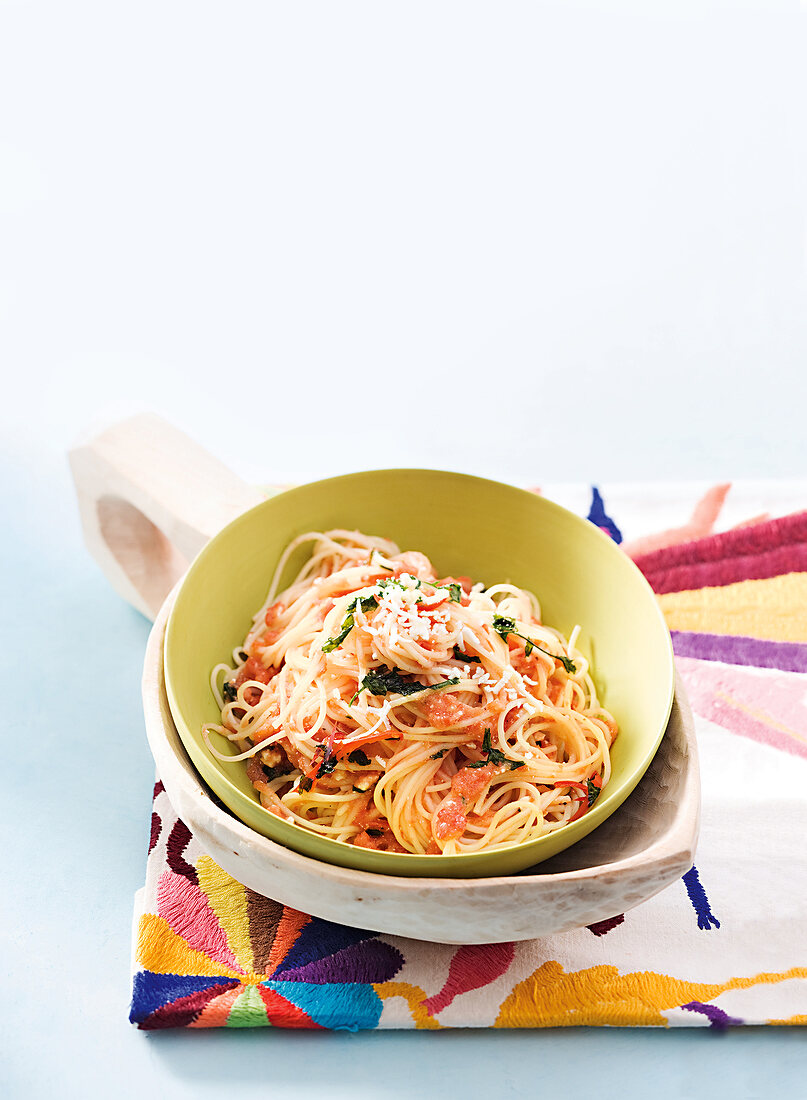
2, 0, 806, 1094
2, 453, 805, 1100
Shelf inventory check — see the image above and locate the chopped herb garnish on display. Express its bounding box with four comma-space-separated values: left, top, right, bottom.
299, 776, 313, 793
377, 576, 406, 591
466, 728, 525, 771
365, 828, 384, 837
491, 615, 576, 673
322, 595, 379, 653
427, 581, 462, 602
314, 746, 338, 779
222, 681, 238, 702
262, 762, 294, 782
492, 614, 516, 632
453, 646, 480, 664
587, 778, 601, 806
347, 748, 372, 766
431, 748, 449, 760
351, 668, 460, 704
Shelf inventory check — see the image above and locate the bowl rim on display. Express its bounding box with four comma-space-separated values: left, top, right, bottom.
163, 467, 676, 874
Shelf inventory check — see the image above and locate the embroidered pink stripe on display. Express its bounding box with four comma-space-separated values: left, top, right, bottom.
643, 543, 807, 595
676, 656, 807, 762
632, 511, 807, 580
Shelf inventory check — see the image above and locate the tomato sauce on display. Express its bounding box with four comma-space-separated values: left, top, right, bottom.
352, 806, 407, 852
510, 646, 546, 681
353, 829, 407, 852
420, 693, 473, 729
546, 678, 564, 705
451, 763, 497, 800
234, 657, 278, 706
264, 601, 285, 627
599, 714, 619, 744
236, 657, 277, 687
434, 797, 467, 841
246, 756, 267, 788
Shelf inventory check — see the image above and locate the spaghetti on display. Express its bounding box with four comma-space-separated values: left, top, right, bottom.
204, 530, 618, 856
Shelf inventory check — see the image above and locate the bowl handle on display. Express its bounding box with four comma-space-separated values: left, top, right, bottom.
68, 413, 267, 620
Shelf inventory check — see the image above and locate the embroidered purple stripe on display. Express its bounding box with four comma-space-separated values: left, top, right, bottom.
682, 866, 720, 930
681, 1001, 744, 1029
672, 631, 807, 673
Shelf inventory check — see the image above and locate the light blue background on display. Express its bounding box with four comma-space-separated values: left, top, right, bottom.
1, 1, 805, 1097
3, 459, 805, 1097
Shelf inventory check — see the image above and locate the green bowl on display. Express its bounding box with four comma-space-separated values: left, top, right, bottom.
164, 469, 674, 878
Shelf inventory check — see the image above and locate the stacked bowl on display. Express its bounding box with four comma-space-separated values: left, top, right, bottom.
72, 416, 698, 943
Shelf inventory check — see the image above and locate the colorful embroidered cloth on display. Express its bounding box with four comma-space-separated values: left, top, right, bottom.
130, 482, 807, 1030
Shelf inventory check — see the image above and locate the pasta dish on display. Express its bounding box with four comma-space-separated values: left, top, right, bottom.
204, 530, 618, 855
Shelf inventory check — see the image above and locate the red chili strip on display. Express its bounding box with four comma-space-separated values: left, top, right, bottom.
554, 780, 590, 822
553, 780, 589, 795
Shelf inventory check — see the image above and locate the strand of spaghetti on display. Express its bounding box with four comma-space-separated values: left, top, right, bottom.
202, 726, 271, 763
209, 663, 232, 710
